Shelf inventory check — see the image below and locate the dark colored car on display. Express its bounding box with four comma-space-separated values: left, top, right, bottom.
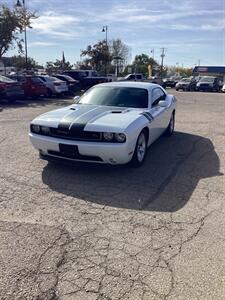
63, 70, 109, 90
196, 76, 222, 92
175, 78, 197, 91
0, 75, 24, 102
9, 75, 48, 98
163, 78, 177, 88
53, 74, 80, 94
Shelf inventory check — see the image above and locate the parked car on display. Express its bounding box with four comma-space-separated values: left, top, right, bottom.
147, 76, 165, 87
63, 70, 110, 90
0, 75, 24, 102
53, 74, 80, 94
119, 73, 146, 81
37, 75, 68, 97
9, 75, 48, 99
119, 74, 165, 88
175, 78, 197, 91
222, 83, 225, 92
163, 78, 177, 88
196, 76, 222, 92
29, 82, 176, 167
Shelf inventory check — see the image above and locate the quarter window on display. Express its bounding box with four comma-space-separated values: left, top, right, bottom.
151, 88, 166, 107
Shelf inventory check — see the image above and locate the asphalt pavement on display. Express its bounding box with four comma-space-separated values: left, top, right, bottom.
0, 91, 225, 300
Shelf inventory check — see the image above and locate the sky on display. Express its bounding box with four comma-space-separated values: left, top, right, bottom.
3, 0, 225, 67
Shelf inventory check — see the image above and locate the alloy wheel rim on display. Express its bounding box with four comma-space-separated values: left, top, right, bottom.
137, 133, 146, 162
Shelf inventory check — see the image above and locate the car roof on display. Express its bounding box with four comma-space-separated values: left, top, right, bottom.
97, 81, 163, 92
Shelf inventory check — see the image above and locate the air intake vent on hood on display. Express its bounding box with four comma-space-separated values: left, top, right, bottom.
111, 110, 122, 113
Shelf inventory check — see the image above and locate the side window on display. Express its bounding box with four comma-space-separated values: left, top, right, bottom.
151, 88, 166, 107
128, 75, 135, 80
136, 75, 142, 80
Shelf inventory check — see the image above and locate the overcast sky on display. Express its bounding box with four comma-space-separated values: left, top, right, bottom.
4, 0, 225, 67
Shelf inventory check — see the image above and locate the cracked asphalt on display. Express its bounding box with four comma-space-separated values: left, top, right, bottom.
0, 90, 225, 300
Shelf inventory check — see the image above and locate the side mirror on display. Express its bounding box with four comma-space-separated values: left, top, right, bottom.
74, 95, 80, 103
158, 100, 167, 107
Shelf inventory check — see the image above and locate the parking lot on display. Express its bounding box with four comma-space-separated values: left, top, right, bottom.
0, 90, 225, 300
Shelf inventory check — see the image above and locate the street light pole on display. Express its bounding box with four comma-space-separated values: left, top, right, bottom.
102, 25, 108, 75
16, 0, 28, 71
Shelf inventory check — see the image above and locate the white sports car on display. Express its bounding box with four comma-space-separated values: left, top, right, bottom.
29, 82, 176, 167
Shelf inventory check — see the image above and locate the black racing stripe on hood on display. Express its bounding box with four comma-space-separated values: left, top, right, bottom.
70, 106, 112, 133
57, 106, 96, 131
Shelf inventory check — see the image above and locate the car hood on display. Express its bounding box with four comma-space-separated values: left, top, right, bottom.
31, 104, 143, 132
177, 82, 190, 85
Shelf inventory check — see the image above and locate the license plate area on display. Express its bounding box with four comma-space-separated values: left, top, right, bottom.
59, 144, 78, 156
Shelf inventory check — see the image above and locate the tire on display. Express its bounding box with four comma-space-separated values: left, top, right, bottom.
131, 130, 147, 167
165, 111, 175, 136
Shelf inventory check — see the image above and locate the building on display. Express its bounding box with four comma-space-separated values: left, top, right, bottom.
193, 66, 225, 82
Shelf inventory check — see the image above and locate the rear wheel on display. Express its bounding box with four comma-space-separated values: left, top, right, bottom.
165, 111, 175, 136
131, 131, 147, 167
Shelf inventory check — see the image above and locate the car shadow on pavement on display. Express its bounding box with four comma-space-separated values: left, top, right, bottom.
42, 132, 221, 212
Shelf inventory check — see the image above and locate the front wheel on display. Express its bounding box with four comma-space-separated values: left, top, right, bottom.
131, 131, 147, 167
165, 112, 175, 136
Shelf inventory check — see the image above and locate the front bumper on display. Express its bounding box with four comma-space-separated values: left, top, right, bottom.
29, 133, 134, 165
54, 86, 68, 94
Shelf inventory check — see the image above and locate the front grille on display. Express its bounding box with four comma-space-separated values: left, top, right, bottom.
30, 125, 126, 143
45, 127, 101, 141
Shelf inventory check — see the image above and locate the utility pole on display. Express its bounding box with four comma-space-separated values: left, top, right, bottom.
160, 48, 166, 79
102, 25, 108, 76
16, 0, 28, 71
151, 48, 154, 60
198, 59, 201, 66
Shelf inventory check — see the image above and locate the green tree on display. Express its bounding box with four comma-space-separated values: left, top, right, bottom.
132, 53, 158, 76
46, 59, 73, 73
7, 55, 38, 70
81, 41, 111, 73
0, 4, 37, 58
80, 39, 130, 74
167, 66, 193, 77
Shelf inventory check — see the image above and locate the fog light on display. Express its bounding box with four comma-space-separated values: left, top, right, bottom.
109, 158, 117, 164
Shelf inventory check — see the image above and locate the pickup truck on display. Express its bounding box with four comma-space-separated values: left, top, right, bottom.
63, 70, 111, 90
118, 73, 146, 81
119, 73, 165, 88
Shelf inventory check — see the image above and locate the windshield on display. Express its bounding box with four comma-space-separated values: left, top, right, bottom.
78, 86, 149, 108
0, 75, 15, 83
180, 78, 190, 82
59, 75, 75, 82
199, 76, 215, 83
31, 77, 44, 84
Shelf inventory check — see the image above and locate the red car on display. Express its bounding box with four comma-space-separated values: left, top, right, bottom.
0, 75, 24, 102
9, 75, 48, 98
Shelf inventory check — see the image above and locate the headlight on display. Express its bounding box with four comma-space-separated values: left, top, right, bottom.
31, 124, 40, 133
115, 133, 126, 142
103, 132, 114, 141
41, 126, 50, 135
